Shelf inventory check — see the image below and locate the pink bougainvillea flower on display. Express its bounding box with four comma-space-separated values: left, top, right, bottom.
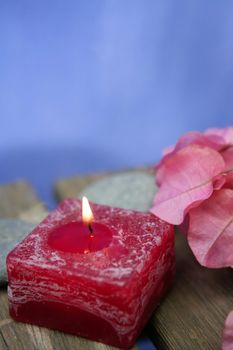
150, 145, 226, 225
222, 310, 233, 350
224, 173, 233, 189
162, 144, 175, 156
156, 131, 225, 186
222, 146, 233, 172
174, 130, 225, 150
205, 126, 233, 147
152, 126, 233, 350
188, 189, 233, 268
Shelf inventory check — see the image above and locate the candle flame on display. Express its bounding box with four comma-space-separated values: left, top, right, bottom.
82, 196, 94, 225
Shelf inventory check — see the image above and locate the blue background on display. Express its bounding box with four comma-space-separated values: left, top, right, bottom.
1, 2, 233, 348
1, 0, 233, 207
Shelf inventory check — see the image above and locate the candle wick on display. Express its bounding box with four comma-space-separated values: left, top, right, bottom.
88, 223, 94, 237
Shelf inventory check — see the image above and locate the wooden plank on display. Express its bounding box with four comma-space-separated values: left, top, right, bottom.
148, 232, 233, 349
0, 332, 7, 350
0, 181, 138, 350
54, 170, 233, 350
0, 181, 47, 223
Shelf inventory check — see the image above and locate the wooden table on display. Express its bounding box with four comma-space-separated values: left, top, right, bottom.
1, 170, 233, 349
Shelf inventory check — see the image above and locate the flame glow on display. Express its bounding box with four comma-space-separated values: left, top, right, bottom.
82, 197, 94, 225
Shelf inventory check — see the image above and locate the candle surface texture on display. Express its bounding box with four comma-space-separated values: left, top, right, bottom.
7, 199, 175, 348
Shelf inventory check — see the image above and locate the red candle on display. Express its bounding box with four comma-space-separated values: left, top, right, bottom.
7, 198, 175, 349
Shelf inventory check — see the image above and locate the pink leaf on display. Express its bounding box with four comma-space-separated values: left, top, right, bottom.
222, 310, 233, 350
223, 173, 233, 189
162, 144, 175, 156
221, 146, 233, 172
156, 131, 225, 186
205, 126, 233, 146
213, 174, 227, 190
174, 131, 225, 151
151, 145, 225, 225
188, 189, 233, 268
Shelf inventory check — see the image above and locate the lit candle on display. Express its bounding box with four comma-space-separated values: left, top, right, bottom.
82, 196, 94, 235
7, 198, 175, 349
48, 197, 112, 254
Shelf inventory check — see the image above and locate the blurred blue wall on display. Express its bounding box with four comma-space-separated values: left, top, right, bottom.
1, 0, 233, 206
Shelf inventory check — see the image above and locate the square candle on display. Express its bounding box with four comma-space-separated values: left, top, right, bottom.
7, 198, 175, 349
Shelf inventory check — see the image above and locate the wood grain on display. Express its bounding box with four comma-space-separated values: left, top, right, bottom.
0, 181, 138, 350
148, 232, 233, 349
0, 332, 7, 350
0, 181, 47, 223
55, 170, 233, 350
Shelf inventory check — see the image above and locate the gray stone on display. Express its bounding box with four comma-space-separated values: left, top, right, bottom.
80, 171, 157, 212
0, 219, 35, 285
